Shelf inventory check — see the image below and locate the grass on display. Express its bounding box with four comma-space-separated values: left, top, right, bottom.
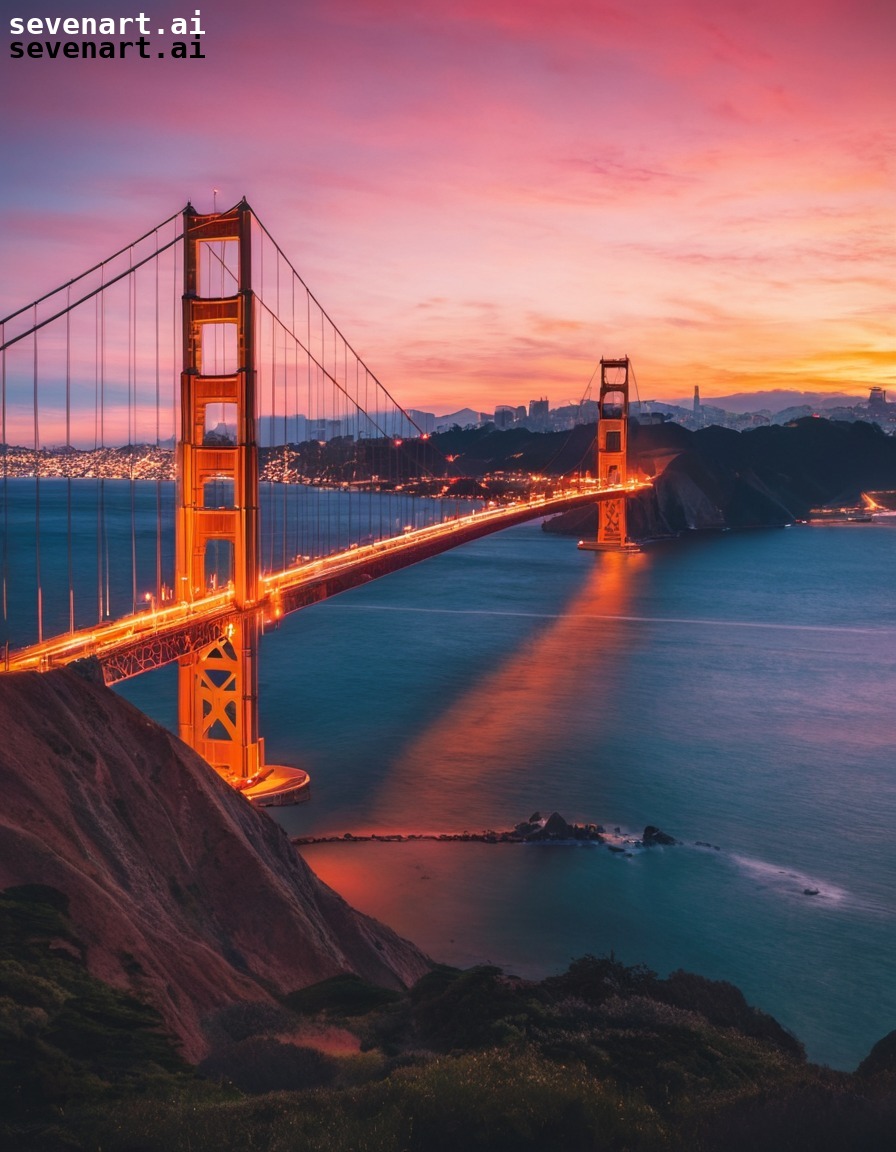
4, 886, 895, 1151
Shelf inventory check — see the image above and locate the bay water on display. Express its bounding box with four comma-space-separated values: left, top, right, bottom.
266, 520, 896, 1072
7, 482, 894, 1068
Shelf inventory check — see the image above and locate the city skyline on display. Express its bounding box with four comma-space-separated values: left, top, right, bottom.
1, 0, 893, 413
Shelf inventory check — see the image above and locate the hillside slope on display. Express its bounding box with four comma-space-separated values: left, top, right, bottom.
0, 667, 430, 1059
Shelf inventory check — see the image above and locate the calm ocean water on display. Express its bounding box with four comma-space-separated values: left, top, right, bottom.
7, 482, 895, 1069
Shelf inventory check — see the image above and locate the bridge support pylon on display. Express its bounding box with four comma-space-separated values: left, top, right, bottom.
176, 200, 308, 804
578, 357, 640, 553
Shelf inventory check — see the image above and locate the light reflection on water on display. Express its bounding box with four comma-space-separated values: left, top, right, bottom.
361, 550, 642, 832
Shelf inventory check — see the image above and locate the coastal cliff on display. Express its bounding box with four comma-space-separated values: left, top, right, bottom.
0, 667, 430, 1060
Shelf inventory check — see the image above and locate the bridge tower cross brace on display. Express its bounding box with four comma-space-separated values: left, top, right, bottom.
176, 200, 265, 782
579, 356, 638, 553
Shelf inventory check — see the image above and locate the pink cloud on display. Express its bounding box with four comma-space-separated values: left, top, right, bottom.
1, 0, 893, 410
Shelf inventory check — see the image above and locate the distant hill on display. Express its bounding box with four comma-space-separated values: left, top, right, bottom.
432, 407, 487, 430
669, 389, 864, 414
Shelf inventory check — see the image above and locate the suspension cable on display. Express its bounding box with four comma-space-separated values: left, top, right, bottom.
0, 227, 183, 355
0, 209, 184, 332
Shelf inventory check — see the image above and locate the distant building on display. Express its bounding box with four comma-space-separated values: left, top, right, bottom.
407, 409, 436, 434
494, 405, 516, 430
528, 398, 550, 431
308, 418, 343, 442
693, 385, 701, 412
550, 399, 598, 430
869, 386, 887, 411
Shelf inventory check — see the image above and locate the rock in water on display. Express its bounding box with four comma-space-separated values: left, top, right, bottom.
527, 812, 574, 840
0, 669, 431, 1060
643, 825, 677, 846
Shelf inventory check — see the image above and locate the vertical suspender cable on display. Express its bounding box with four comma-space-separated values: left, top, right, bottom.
1, 323, 7, 663
291, 268, 298, 565
279, 251, 287, 573
155, 229, 162, 602
319, 309, 324, 557
172, 231, 180, 599
270, 251, 277, 573
281, 293, 287, 572
305, 288, 311, 561
66, 288, 74, 632
309, 295, 316, 558
315, 307, 320, 556
95, 294, 101, 621
269, 307, 276, 574
324, 322, 331, 555
345, 340, 350, 551
129, 261, 138, 614
32, 310, 42, 643
100, 273, 109, 618
0, 324, 6, 668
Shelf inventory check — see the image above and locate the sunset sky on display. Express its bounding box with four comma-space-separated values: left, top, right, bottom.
1, 0, 893, 413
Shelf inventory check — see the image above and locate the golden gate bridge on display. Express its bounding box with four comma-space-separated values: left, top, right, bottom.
1, 199, 648, 803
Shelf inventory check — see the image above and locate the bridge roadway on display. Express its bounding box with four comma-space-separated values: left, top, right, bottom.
4, 480, 650, 685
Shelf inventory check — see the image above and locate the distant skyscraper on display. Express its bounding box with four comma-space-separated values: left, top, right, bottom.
693, 385, 701, 412
528, 398, 549, 431
494, 405, 516, 430
869, 386, 887, 411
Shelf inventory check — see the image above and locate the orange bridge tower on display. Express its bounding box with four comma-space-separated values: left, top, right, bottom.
176, 200, 308, 803
579, 356, 640, 553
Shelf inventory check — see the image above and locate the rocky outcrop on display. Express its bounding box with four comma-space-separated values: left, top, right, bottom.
642, 825, 677, 846
525, 811, 574, 840
0, 669, 431, 1060
856, 1029, 896, 1082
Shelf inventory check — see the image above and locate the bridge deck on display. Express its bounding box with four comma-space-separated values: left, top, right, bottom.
4, 482, 649, 683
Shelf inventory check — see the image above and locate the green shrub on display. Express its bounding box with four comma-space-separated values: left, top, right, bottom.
544, 954, 658, 1006
408, 965, 544, 1052
198, 1038, 338, 1094
284, 974, 401, 1017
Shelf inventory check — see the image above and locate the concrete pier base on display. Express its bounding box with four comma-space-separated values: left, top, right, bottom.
227, 765, 311, 806
578, 540, 641, 553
